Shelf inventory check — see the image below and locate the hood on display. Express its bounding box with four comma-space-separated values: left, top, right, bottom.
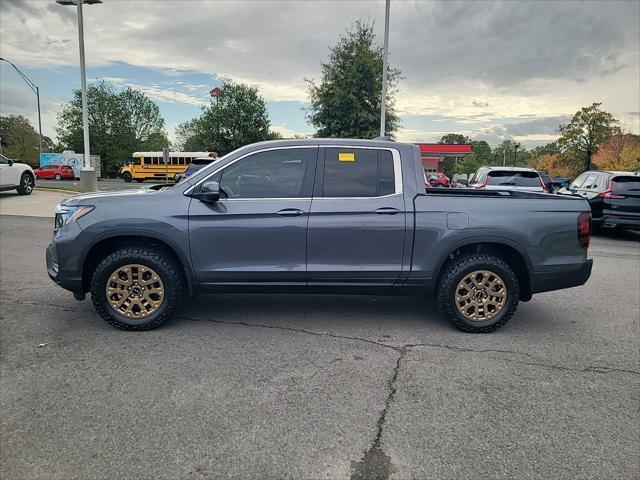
62, 187, 157, 206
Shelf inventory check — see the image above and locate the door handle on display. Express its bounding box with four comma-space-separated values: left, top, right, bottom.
374, 207, 401, 215
277, 208, 304, 216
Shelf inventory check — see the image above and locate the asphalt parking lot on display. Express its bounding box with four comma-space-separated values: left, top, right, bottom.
0, 215, 638, 480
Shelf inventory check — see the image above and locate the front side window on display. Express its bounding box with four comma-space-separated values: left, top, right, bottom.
322, 148, 396, 197
0, 154, 8, 165
216, 148, 313, 199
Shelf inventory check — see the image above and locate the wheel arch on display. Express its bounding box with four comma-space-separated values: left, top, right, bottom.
435, 238, 532, 301
81, 232, 197, 297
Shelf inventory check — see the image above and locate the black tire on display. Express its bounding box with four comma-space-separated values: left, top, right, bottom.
437, 253, 520, 333
16, 173, 34, 195
55, 173, 62, 180
122, 172, 132, 182
90, 247, 183, 331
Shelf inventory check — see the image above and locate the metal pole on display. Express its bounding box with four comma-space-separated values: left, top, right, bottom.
503, 148, 506, 166
36, 86, 43, 154
514, 145, 519, 166
379, 0, 390, 138
0, 57, 42, 156
77, 0, 91, 170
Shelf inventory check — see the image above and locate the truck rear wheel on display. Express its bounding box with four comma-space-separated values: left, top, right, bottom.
90, 247, 182, 331
437, 253, 519, 333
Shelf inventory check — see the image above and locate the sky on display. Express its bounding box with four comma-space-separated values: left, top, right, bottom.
1, 0, 639, 149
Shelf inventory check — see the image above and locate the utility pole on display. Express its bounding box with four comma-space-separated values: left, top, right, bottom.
379, 0, 390, 138
514, 144, 519, 166
56, 0, 102, 191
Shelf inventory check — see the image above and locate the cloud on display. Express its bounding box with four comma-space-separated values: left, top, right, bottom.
1, 0, 638, 143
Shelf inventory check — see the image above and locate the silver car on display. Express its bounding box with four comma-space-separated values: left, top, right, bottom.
469, 166, 547, 193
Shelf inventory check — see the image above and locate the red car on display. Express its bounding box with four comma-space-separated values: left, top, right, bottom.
427, 172, 451, 187
33, 164, 76, 180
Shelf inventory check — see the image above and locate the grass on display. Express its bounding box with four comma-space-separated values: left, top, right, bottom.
35, 184, 90, 193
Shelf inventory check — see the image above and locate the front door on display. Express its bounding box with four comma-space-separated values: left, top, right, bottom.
188, 146, 317, 288
0, 154, 20, 187
306, 146, 407, 290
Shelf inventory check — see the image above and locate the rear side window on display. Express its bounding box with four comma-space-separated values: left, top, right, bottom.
486, 171, 541, 187
322, 148, 396, 197
611, 176, 640, 195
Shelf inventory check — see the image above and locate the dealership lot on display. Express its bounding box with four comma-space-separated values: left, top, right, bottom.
0, 215, 638, 479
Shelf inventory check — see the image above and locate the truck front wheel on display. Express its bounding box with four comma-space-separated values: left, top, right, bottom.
90, 247, 183, 331
437, 253, 520, 333
122, 172, 132, 182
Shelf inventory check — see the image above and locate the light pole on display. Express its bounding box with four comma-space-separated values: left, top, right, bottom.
0, 57, 43, 156
513, 143, 519, 166
379, 0, 390, 138
56, 0, 102, 190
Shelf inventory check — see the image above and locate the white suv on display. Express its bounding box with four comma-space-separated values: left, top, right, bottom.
0, 154, 36, 195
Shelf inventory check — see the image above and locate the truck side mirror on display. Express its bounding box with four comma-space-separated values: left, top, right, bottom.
193, 181, 220, 203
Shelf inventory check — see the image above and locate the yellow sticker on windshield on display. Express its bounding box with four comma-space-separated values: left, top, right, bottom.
338, 152, 355, 162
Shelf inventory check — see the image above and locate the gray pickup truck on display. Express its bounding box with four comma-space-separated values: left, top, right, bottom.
47, 139, 593, 333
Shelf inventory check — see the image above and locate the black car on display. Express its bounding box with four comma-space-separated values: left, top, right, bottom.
558, 170, 640, 230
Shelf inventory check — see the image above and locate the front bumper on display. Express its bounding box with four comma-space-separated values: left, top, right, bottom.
531, 259, 593, 294
46, 237, 84, 295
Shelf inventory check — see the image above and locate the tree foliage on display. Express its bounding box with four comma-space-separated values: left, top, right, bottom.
56, 81, 168, 175
592, 133, 640, 171
558, 103, 619, 173
306, 21, 401, 139
0, 115, 53, 166
174, 82, 280, 155
438, 134, 469, 145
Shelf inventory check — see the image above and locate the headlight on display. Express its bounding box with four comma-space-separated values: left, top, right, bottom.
54, 205, 94, 229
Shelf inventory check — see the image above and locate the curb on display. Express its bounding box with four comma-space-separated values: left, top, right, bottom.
34, 186, 88, 194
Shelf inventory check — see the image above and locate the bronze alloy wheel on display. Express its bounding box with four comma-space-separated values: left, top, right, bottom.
106, 264, 165, 318
455, 269, 507, 321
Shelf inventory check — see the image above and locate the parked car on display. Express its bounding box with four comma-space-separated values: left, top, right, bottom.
557, 170, 640, 230
46, 139, 593, 333
175, 157, 218, 182
452, 173, 469, 188
0, 154, 35, 195
427, 172, 450, 187
33, 164, 76, 181
469, 166, 546, 192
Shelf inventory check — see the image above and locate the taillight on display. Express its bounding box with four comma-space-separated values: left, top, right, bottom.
577, 211, 591, 250
599, 180, 625, 199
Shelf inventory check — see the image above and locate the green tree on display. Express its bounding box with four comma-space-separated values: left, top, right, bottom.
0, 115, 53, 166
558, 103, 619, 173
470, 140, 492, 164
459, 152, 481, 175
174, 82, 280, 155
438, 134, 470, 145
492, 140, 530, 167
56, 81, 168, 176
306, 20, 401, 138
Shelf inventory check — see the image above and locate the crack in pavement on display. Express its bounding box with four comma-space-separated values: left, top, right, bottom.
181, 315, 640, 479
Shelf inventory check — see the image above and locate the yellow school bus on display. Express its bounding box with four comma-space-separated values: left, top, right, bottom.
120, 151, 212, 182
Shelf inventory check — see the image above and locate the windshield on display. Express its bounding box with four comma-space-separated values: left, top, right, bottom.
486, 171, 541, 187
612, 176, 640, 195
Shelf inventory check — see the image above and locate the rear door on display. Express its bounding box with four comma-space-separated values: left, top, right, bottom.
306, 146, 406, 290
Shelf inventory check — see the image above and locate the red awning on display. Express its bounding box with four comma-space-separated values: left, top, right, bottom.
417, 144, 472, 155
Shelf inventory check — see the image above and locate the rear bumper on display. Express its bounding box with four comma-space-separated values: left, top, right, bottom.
531, 259, 593, 294
595, 215, 640, 229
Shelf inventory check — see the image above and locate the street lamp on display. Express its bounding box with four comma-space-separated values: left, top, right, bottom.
513, 143, 520, 166
379, 0, 390, 138
56, 0, 102, 191
0, 57, 43, 155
